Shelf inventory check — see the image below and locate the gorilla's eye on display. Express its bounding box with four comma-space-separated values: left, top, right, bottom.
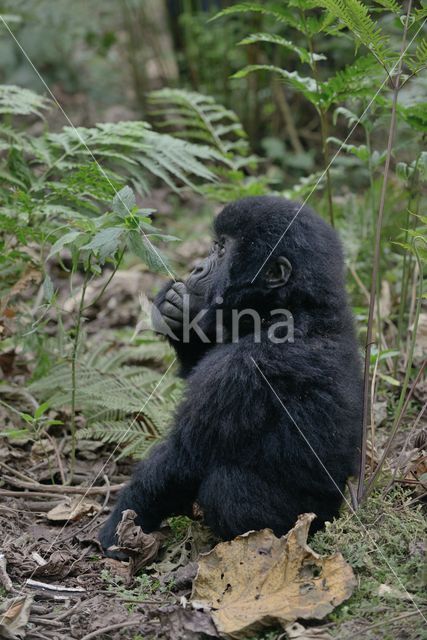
212, 237, 226, 257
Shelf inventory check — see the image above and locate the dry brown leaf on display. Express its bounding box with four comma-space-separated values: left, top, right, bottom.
33, 550, 75, 578
0, 595, 33, 640
46, 496, 101, 521
377, 584, 413, 601
0, 553, 13, 592
191, 513, 356, 639
285, 621, 332, 639
158, 605, 219, 639
112, 509, 166, 575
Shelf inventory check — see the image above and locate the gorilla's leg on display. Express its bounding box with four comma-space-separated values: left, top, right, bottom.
197, 467, 297, 540
99, 440, 197, 557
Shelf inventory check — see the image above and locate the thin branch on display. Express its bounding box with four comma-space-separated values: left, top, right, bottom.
357, 0, 413, 504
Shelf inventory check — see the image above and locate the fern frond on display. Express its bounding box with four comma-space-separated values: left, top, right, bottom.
317, 0, 391, 65
212, 2, 299, 29
322, 56, 382, 107
407, 39, 427, 74
148, 89, 249, 169
30, 341, 182, 459
374, 0, 400, 13
0, 85, 50, 117
238, 33, 316, 65
232, 65, 318, 104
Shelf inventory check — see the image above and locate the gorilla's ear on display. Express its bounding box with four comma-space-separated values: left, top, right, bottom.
265, 256, 292, 289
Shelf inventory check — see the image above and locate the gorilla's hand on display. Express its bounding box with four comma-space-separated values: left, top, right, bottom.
151, 281, 187, 338
98, 510, 129, 560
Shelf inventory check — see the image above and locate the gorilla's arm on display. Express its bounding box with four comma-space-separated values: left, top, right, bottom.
152, 280, 214, 377
99, 437, 198, 557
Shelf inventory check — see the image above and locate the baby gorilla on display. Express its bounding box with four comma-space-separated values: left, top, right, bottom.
99, 196, 362, 556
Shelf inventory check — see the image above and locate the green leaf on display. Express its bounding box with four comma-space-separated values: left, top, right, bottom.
317, 0, 391, 64
81, 227, 124, 262
47, 231, 81, 260
407, 38, 427, 74
34, 401, 50, 419
43, 274, 55, 302
378, 373, 401, 387
212, 2, 297, 26
0, 429, 30, 438
327, 137, 370, 162
374, 0, 400, 14
112, 185, 136, 218
238, 33, 316, 65
232, 65, 318, 103
21, 413, 35, 424
128, 231, 171, 274
0, 85, 50, 117
398, 103, 427, 132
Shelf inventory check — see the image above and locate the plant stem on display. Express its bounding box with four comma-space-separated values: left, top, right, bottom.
365, 239, 425, 496
396, 156, 421, 373
319, 109, 334, 227
69, 273, 89, 482
357, 0, 413, 504
302, 14, 334, 227
83, 247, 125, 311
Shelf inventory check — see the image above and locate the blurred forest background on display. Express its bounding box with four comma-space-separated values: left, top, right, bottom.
0, 1, 426, 639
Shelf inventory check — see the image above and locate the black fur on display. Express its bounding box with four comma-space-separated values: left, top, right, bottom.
99, 197, 362, 555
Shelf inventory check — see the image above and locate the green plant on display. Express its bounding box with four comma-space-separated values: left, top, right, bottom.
29, 339, 182, 459
148, 87, 268, 201
0, 83, 254, 465
101, 569, 175, 603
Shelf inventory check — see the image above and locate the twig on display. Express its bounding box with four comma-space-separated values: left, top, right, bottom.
82, 247, 125, 311
26, 578, 85, 593
385, 400, 427, 492
364, 359, 426, 496
29, 618, 63, 627
0, 553, 13, 591
101, 473, 111, 511
0, 461, 36, 483
357, 0, 413, 504
44, 432, 66, 485
0, 480, 124, 494
342, 609, 426, 639
70, 272, 89, 481
80, 620, 140, 640
51, 600, 81, 622
0, 490, 65, 499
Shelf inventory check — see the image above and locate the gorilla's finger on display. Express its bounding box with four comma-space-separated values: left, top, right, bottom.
165, 287, 184, 309
171, 281, 187, 296
165, 317, 182, 332
162, 301, 183, 320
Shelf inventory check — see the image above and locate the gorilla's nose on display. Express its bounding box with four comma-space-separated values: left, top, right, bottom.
191, 262, 205, 275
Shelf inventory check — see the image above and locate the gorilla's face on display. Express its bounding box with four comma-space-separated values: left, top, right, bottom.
185, 228, 292, 311
185, 234, 235, 303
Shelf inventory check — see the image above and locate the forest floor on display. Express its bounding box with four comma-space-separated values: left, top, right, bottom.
0, 198, 426, 640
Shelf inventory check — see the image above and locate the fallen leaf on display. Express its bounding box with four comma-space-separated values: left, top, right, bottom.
33, 550, 75, 578
285, 621, 332, 639
0, 553, 13, 592
377, 584, 413, 601
0, 595, 33, 639
46, 497, 101, 521
158, 605, 219, 639
191, 513, 356, 639
113, 509, 166, 574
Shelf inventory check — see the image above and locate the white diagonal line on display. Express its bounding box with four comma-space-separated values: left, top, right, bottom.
251, 356, 427, 625
0, 16, 176, 282
250, 17, 427, 283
